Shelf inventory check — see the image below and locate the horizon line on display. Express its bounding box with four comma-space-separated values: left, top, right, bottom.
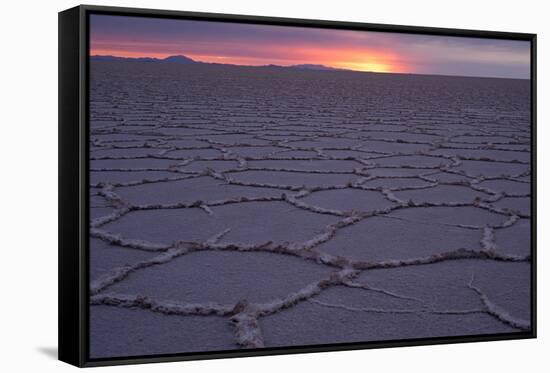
89, 53, 531, 81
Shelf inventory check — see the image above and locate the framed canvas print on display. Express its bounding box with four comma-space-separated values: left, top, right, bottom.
58, 5, 536, 367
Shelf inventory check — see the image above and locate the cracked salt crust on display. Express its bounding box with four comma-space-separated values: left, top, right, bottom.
88, 61, 531, 358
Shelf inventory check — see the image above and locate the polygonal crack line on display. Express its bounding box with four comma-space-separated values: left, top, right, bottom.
89, 215, 530, 299
307, 283, 530, 332
375, 211, 521, 257
89, 152, 528, 169
467, 273, 531, 331
90, 181, 529, 289
90, 124, 521, 159
90, 144, 527, 169
91, 172, 529, 223
89, 267, 411, 349
90, 268, 356, 349
90, 265, 530, 351
378, 213, 520, 233
88, 157, 527, 210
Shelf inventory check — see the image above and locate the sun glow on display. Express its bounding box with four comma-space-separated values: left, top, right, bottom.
336, 61, 395, 73
325, 49, 409, 73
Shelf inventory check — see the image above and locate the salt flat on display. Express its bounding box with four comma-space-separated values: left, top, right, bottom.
88, 61, 531, 358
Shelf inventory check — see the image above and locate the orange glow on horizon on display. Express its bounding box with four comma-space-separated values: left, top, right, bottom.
90, 42, 410, 74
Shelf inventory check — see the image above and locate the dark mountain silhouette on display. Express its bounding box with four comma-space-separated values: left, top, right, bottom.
162, 55, 196, 64
290, 64, 341, 71
91, 54, 197, 64
91, 55, 160, 63
90, 55, 347, 71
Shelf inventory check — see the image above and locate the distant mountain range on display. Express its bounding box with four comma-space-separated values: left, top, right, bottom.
289, 64, 343, 71
91, 54, 196, 64
90, 54, 346, 71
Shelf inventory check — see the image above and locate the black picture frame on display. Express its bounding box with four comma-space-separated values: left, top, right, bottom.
59, 4, 537, 367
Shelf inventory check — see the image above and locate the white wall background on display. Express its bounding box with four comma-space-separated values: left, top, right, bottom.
0, 0, 547, 370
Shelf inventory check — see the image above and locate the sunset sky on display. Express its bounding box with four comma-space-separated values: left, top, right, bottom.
90, 14, 530, 79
